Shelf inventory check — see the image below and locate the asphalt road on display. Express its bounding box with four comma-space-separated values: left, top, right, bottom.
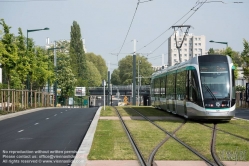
0, 107, 98, 166
235, 108, 249, 120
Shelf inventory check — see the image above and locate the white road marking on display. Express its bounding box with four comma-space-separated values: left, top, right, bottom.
61, 112, 63, 113
54, 114, 57, 116
34, 123, 39, 125
18, 130, 24, 133
46, 118, 49, 120
65, 110, 67, 111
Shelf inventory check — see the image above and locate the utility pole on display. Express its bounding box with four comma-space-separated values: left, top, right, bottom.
54, 41, 57, 107
132, 39, 136, 105
108, 62, 110, 106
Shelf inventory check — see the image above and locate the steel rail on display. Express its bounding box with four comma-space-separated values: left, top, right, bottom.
114, 107, 147, 166
131, 107, 216, 166
211, 124, 224, 166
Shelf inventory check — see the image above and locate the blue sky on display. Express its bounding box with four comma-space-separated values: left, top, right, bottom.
0, 0, 248, 72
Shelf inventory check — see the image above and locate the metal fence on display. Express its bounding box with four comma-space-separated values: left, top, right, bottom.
0, 89, 53, 112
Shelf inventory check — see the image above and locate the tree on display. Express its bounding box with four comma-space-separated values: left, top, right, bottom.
113, 55, 154, 85
14, 27, 30, 89
208, 48, 215, 55
69, 21, 87, 86
241, 39, 249, 82
56, 52, 77, 100
85, 52, 108, 81
111, 69, 121, 85
85, 61, 102, 87
0, 19, 18, 90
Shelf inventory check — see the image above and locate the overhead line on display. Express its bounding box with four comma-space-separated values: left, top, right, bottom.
116, 0, 140, 59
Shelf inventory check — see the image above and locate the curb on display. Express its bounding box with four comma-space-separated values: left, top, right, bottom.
71, 106, 101, 166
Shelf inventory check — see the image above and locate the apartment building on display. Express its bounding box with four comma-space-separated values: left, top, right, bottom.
168, 31, 206, 66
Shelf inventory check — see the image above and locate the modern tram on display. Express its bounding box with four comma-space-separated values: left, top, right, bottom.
150, 55, 236, 120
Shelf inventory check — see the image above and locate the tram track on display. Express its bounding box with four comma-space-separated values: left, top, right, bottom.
117, 106, 221, 166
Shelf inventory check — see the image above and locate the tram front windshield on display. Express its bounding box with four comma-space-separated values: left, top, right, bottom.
199, 62, 230, 100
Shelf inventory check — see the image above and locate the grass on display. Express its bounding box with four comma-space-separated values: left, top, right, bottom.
124, 120, 166, 161
88, 120, 136, 160
175, 122, 214, 161
216, 131, 249, 161
88, 106, 249, 161
100, 106, 117, 116
216, 121, 249, 139
0, 110, 9, 115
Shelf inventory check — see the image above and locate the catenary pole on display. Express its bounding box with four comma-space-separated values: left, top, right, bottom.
132, 39, 136, 105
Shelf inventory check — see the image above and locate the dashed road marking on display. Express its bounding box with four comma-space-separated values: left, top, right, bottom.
34, 123, 39, 125
54, 114, 57, 116
18, 130, 24, 133
46, 118, 49, 120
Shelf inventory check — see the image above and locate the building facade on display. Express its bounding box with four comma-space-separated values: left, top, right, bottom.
168, 31, 206, 66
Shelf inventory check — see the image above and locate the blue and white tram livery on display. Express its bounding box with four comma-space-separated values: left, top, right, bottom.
150, 55, 236, 120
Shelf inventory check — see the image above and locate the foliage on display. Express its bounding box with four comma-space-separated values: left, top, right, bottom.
241, 39, 249, 82
85, 61, 102, 87
69, 21, 87, 87
208, 48, 215, 54
86, 52, 108, 81
0, 19, 18, 89
113, 55, 153, 85
56, 52, 77, 98
111, 69, 121, 85
235, 85, 245, 92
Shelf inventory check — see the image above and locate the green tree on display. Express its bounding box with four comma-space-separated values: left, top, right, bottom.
69, 21, 87, 86
111, 69, 121, 85
116, 55, 154, 85
57, 52, 77, 100
241, 39, 249, 82
86, 52, 108, 81
85, 61, 102, 87
14, 27, 29, 89
208, 48, 215, 55
0, 19, 18, 89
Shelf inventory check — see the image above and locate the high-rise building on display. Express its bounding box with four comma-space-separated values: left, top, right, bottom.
168, 31, 206, 66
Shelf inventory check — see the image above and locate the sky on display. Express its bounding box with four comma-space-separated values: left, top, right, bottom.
0, 0, 248, 73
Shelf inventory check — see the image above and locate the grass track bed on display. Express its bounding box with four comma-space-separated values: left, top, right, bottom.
216, 131, 249, 161
88, 120, 136, 160
125, 120, 166, 161
100, 106, 117, 116
176, 122, 213, 161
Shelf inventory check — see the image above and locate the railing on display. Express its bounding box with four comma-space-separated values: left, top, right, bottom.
89, 85, 150, 91
0, 89, 54, 113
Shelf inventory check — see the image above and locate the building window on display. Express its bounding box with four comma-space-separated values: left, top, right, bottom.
190, 48, 192, 51
184, 49, 187, 51
198, 54, 201, 56
189, 54, 192, 56
195, 38, 197, 40
195, 54, 197, 56
195, 48, 197, 51
199, 48, 202, 52
184, 43, 187, 46
198, 38, 201, 40
198, 43, 201, 46
179, 38, 182, 40
184, 54, 187, 56
195, 43, 197, 46
174, 54, 176, 57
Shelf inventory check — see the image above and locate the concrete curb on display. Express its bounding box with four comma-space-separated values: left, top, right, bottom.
71, 106, 101, 166
0, 107, 57, 121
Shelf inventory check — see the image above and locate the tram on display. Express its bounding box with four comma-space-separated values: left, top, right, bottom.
150, 55, 236, 120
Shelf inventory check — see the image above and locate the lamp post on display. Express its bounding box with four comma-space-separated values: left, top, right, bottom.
47, 42, 64, 107
26, 27, 49, 106
209, 40, 228, 47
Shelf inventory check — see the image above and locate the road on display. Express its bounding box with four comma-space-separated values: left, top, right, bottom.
235, 108, 249, 120
0, 107, 98, 166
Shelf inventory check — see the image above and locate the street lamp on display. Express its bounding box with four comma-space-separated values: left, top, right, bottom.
47, 42, 64, 107
26, 27, 49, 106
209, 40, 228, 47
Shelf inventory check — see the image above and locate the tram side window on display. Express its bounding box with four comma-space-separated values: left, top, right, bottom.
155, 78, 160, 98
166, 74, 173, 99
160, 77, 166, 98
176, 71, 187, 100
189, 70, 202, 105
151, 80, 154, 97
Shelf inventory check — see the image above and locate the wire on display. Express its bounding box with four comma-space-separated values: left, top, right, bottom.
116, 0, 140, 59
137, 1, 202, 52
0, 0, 66, 1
